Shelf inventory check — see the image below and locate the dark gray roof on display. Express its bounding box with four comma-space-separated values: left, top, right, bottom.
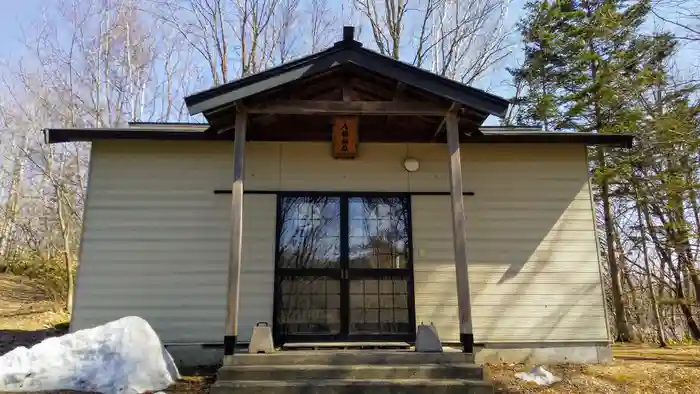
184, 29, 511, 118
44, 125, 633, 148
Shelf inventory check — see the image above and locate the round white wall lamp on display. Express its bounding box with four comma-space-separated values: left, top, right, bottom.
403, 157, 420, 172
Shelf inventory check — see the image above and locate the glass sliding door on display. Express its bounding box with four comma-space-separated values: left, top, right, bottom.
275, 196, 343, 340
274, 193, 415, 344
347, 197, 413, 336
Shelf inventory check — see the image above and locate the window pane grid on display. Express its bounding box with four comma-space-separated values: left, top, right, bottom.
276, 195, 413, 339
279, 276, 341, 335
349, 278, 411, 335
348, 197, 409, 269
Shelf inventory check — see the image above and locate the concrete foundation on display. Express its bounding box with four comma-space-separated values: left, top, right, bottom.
165, 344, 223, 369
164, 341, 613, 370
473, 342, 612, 365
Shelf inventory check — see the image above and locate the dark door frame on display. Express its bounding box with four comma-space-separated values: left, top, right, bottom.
272, 191, 417, 345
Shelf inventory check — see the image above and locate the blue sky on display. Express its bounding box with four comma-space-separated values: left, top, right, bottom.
0, 0, 42, 59
0, 0, 696, 126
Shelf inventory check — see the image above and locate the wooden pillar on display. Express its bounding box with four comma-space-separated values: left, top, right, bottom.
224, 110, 247, 360
445, 111, 474, 353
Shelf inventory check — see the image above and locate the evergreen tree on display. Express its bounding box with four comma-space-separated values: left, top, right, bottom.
507, 1, 566, 131
624, 40, 700, 339
509, 0, 671, 342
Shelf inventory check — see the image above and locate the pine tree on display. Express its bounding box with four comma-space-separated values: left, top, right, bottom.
628, 39, 700, 339
509, 0, 668, 342
507, 1, 565, 131
615, 30, 700, 343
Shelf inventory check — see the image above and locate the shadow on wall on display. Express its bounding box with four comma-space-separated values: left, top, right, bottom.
467, 177, 604, 344
413, 172, 606, 346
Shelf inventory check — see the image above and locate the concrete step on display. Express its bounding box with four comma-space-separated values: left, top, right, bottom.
226, 350, 474, 366
218, 363, 484, 381
282, 342, 411, 350
210, 379, 494, 394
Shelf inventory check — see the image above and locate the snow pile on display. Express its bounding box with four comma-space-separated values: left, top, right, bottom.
514, 365, 561, 386
0, 316, 180, 394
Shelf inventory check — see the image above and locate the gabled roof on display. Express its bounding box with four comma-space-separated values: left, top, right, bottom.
184, 27, 510, 118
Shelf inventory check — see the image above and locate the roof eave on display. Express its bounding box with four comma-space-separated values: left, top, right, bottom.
45, 127, 634, 148
44, 128, 223, 144
473, 132, 634, 148
184, 45, 345, 114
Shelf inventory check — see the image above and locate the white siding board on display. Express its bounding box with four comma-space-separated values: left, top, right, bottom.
406, 144, 450, 192
238, 194, 277, 342
75, 140, 607, 346
410, 144, 608, 344
243, 142, 282, 190
74, 141, 276, 344
279, 143, 409, 191
411, 195, 460, 342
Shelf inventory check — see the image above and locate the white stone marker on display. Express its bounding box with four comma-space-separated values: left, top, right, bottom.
415, 322, 443, 353
248, 322, 275, 354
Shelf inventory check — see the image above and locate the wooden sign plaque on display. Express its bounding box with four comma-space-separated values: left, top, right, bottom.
332, 116, 358, 159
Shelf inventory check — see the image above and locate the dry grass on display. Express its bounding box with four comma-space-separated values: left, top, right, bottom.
1, 275, 699, 393
488, 344, 700, 393
160, 344, 700, 394
0, 274, 70, 357
165, 368, 218, 394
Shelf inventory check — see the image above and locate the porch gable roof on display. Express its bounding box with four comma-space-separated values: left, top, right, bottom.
184, 27, 510, 120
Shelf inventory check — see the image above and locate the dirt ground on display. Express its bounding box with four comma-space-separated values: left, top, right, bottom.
1, 273, 699, 393
488, 345, 700, 393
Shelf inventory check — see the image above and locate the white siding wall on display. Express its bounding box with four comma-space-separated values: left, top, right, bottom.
409, 144, 608, 343
73, 141, 275, 343
75, 140, 607, 345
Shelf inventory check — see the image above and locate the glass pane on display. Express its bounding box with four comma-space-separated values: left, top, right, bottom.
348, 278, 412, 335
277, 276, 341, 336
278, 196, 341, 269
348, 197, 409, 269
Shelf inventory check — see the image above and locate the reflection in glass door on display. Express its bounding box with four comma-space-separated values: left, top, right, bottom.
348, 197, 412, 336
274, 193, 415, 344
275, 196, 343, 339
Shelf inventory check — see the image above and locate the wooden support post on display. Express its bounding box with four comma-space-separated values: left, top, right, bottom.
224, 110, 247, 361
445, 111, 474, 353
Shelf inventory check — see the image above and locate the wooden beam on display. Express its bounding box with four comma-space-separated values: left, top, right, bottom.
433, 103, 460, 139
445, 110, 474, 353
342, 84, 353, 102
224, 109, 247, 362
394, 82, 406, 99
247, 100, 448, 116
351, 78, 396, 100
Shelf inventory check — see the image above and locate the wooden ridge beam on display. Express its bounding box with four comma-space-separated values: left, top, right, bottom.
247, 100, 449, 116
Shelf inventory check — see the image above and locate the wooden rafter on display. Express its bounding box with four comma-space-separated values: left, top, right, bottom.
247, 100, 449, 116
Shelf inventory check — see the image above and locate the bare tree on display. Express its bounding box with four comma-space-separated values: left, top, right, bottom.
353, 0, 514, 84
0, 0, 189, 308
307, 0, 336, 52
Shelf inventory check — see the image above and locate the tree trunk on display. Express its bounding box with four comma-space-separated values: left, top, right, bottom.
0, 135, 29, 263
642, 200, 699, 340
669, 261, 700, 340
634, 185, 667, 347
50, 151, 76, 313
681, 253, 700, 307
668, 184, 700, 309
598, 151, 631, 341
57, 195, 75, 313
